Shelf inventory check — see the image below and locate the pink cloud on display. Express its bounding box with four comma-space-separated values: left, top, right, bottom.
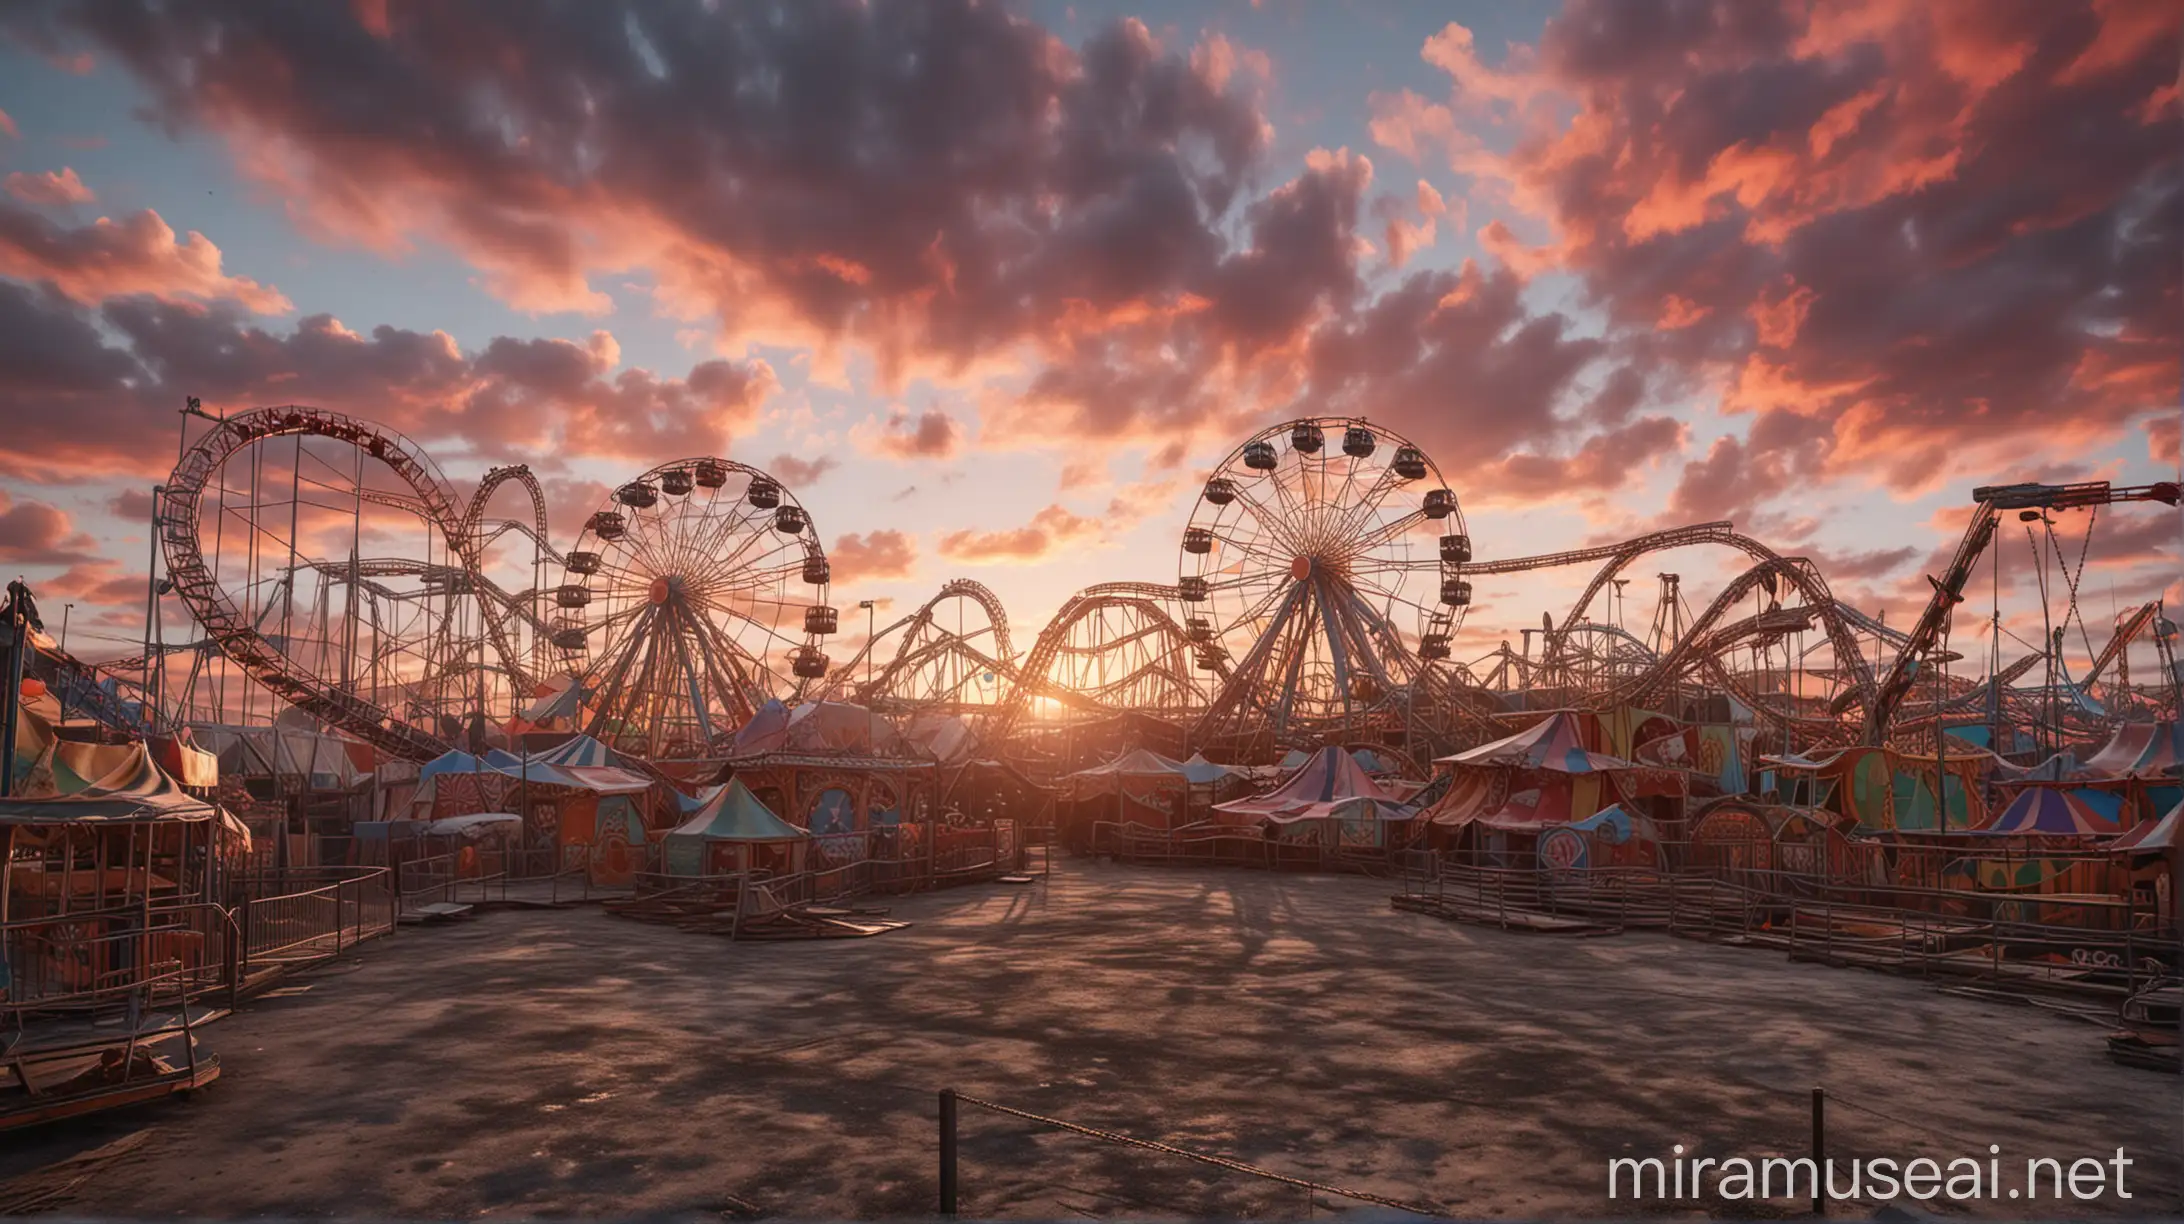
0, 491, 101, 564
770, 454, 840, 487
865, 409, 965, 461
0, 203, 291, 311
6, 167, 96, 206
0, 284, 776, 482
831, 530, 919, 585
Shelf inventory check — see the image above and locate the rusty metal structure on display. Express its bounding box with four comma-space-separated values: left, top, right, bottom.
119, 406, 2179, 770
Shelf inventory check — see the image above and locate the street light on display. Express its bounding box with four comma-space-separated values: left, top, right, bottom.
858, 600, 876, 752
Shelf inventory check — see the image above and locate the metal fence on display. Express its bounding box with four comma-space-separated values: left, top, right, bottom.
1, 866, 396, 1019
0, 901, 235, 1014
1391, 848, 2178, 999
240, 868, 395, 969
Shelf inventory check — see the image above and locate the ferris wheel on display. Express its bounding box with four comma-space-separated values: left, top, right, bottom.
552, 458, 833, 758
1182, 417, 1471, 747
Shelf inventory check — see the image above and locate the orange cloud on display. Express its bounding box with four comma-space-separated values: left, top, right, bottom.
831, 529, 919, 585
937, 505, 1104, 565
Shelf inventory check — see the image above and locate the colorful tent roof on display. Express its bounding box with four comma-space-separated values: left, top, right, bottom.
2085, 722, 2184, 777
1213, 746, 1411, 825
2112, 800, 2181, 854
529, 734, 621, 769
666, 779, 806, 843
1065, 748, 1191, 799
0, 741, 219, 825
1437, 711, 1636, 774
418, 749, 485, 781
1975, 786, 2124, 837
731, 700, 904, 756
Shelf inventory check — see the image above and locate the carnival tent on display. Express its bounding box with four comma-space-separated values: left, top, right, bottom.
193, 724, 363, 790
662, 779, 808, 876
1975, 786, 2124, 837
0, 741, 219, 826
1212, 746, 1411, 826
1179, 752, 1249, 791
2112, 800, 2180, 854
2086, 722, 2184, 776
1065, 749, 1189, 797
1436, 711, 1636, 774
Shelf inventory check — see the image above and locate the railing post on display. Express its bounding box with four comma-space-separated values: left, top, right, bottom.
237, 900, 252, 989
938, 1088, 959, 1217
225, 906, 242, 1009
334, 880, 346, 954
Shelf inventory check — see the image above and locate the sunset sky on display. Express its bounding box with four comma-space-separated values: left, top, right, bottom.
0, 0, 2174, 688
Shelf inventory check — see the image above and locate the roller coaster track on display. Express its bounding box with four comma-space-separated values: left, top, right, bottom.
160, 407, 532, 761
1462, 521, 1879, 720
987, 582, 1207, 742
812, 579, 1015, 707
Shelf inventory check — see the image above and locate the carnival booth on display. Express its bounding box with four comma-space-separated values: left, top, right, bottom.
2111, 800, 2179, 926
1065, 749, 1194, 832
0, 743, 248, 1005
417, 811, 524, 878
719, 703, 940, 864
1668, 799, 1860, 883
1536, 803, 1664, 876
403, 739, 670, 885
662, 781, 808, 878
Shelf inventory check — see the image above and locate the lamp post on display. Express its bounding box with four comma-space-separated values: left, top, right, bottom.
858, 600, 876, 751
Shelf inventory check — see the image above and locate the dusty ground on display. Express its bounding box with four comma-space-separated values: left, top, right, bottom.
6, 861, 2178, 1219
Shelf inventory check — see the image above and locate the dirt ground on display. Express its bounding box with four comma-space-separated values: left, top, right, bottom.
7, 861, 2179, 1219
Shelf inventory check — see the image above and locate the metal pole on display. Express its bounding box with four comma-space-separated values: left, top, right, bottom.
860, 600, 876, 751
0, 593, 24, 798
938, 1088, 958, 1217
1810, 1086, 1825, 1216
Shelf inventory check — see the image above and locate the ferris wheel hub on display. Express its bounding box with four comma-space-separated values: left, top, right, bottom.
648, 575, 682, 605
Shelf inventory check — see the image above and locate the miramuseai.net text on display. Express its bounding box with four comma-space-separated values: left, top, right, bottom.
1608, 1146, 2134, 1205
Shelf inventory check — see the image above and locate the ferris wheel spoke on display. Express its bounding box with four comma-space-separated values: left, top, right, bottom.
1222, 478, 1305, 556
1330, 457, 1404, 544
1340, 509, 1431, 563
696, 540, 803, 596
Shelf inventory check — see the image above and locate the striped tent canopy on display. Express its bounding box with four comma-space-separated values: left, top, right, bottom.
1213, 746, 1409, 826
1975, 786, 2123, 837
2111, 800, 2180, 854
2085, 722, 2184, 777
1435, 711, 1635, 775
